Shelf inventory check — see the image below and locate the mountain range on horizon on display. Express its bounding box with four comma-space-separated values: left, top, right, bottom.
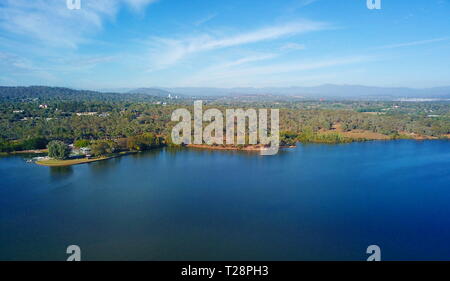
2, 84, 450, 100
121, 84, 450, 99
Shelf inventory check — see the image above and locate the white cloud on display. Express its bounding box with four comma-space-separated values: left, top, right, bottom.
0, 51, 57, 81
375, 37, 449, 50
194, 13, 217, 26
147, 20, 329, 68
297, 0, 319, 8
179, 55, 371, 87
280, 42, 306, 51
287, 0, 319, 12
0, 51, 36, 71
0, 0, 158, 48
217, 54, 278, 68
0, 49, 118, 82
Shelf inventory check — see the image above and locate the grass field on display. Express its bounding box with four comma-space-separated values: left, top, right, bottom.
36, 151, 136, 167
36, 157, 109, 167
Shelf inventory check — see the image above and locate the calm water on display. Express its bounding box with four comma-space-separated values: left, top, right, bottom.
1, 140, 449, 261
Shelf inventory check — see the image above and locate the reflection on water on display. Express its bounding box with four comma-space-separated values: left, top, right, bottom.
165, 146, 185, 156
49, 166, 73, 181
131, 149, 163, 159
88, 157, 121, 173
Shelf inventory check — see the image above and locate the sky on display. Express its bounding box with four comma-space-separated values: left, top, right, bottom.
0, 0, 449, 89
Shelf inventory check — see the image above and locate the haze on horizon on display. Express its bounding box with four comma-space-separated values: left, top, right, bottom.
0, 0, 449, 90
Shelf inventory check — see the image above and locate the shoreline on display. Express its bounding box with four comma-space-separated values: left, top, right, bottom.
13, 149, 49, 154
0, 149, 49, 156
186, 144, 299, 151
35, 151, 137, 167
186, 144, 265, 151
185, 137, 448, 152
2, 135, 447, 161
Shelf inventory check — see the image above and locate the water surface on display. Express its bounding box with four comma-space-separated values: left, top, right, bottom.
1, 140, 449, 260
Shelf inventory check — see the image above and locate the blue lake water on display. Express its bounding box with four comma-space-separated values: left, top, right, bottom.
0, 140, 450, 261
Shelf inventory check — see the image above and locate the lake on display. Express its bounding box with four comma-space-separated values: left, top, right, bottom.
1, 140, 450, 261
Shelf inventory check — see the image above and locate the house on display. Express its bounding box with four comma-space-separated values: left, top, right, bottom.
80, 147, 92, 155
39, 104, 48, 109
76, 112, 98, 116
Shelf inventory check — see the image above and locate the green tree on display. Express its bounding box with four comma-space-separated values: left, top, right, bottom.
21, 137, 48, 150
126, 133, 163, 151
90, 140, 118, 156
280, 131, 298, 146
74, 139, 91, 148
47, 140, 70, 160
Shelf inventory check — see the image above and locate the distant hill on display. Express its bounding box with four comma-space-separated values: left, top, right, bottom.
0, 86, 161, 102
128, 88, 184, 98
2, 85, 450, 101
150, 84, 450, 99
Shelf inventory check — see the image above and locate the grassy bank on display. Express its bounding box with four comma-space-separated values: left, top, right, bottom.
36, 157, 109, 167
36, 151, 135, 167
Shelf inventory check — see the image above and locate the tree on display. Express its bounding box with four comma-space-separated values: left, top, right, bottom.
47, 140, 70, 160
126, 133, 163, 151
90, 140, 118, 156
280, 131, 298, 146
74, 139, 91, 148
22, 137, 48, 150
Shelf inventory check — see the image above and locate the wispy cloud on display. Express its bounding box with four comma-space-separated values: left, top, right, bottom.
297, 0, 319, 8
147, 20, 329, 68
0, 51, 37, 71
280, 42, 306, 51
0, 51, 56, 81
287, 0, 319, 12
0, 0, 158, 85
179, 55, 371, 87
0, 0, 158, 48
217, 54, 278, 68
0, 49, 118, 79
375, 37, 449, 50
194, 13, 217, 26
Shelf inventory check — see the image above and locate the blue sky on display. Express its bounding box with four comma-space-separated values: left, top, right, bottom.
0, 0, 449, 89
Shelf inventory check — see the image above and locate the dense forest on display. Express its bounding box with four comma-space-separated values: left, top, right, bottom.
1, 86, 449, 153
